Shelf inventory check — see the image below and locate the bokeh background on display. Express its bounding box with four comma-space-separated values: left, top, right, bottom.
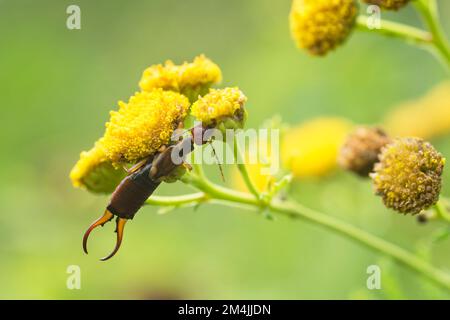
1, 0, 450, 299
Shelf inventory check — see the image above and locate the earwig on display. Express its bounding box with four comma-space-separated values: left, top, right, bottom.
83, 124, 207, 260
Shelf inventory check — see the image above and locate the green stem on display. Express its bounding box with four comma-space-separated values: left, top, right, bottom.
146, 176, 450, 291
356, 15, 432, 46
270, 200, 450, 291
232, 136, 261, 200
414, 0, 450, 69
146, 192, 208, 206
434, 199, 450, 223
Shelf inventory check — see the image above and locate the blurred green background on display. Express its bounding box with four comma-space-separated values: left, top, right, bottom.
1, 0, 450, 299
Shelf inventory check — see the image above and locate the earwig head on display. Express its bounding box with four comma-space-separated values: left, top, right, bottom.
82, 210, 128, 261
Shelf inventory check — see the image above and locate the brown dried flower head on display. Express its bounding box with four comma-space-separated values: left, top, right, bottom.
339, 126, 391, 177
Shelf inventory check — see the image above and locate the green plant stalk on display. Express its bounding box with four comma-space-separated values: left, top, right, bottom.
356, 15, 432, 46
146, 173, 450, 291
232, 136, 261, 200
434, 199, 450, 223
414, 0, 450, 68
356, 6, 450, 70
146, 192, 208, 206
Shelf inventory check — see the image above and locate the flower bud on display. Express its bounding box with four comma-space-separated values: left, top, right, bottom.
289, 0, 358, 56
371, 137, 445, 215
339, 127, 391, 177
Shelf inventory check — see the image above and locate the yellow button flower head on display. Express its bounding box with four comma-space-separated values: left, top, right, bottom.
70, 141, 126, 194
371, 138, 445, 215
339, 126, 391, 177
101, 89, 190, 165
139, 55, 222, 101
289, 0, 358, 56
191, 87, 247, 130
138, 60, 179, 92
383, 82, 450, 140
281, 117, 353, 178
363, 0, 410, 10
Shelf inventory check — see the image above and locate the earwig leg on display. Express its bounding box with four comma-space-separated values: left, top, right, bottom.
125, 158, 149, 175
183, 162, 193, 171
82, 210, 114, 254
158, 145, 167, 153
100, 217, 127, 261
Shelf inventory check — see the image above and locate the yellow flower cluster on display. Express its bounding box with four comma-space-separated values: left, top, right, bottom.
289, 0, 358, 56
363, 0, 410, 10
281, 117, 353, 177
139, 55, 222, 101
70, 142, 126, 193
101, 89, 190, 165
191, 87, 247, 128
383, 82, 450, 140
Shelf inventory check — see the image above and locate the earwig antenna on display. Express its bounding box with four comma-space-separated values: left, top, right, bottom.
209, 142, 225, 182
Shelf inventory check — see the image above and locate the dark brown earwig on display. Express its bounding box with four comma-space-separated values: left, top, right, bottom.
82, 124, 207, 260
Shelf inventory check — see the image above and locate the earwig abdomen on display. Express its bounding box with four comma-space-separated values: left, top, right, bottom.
107, 161, 161, 219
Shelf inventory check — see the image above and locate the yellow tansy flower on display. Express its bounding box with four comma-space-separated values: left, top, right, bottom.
383, 82, 450, 140
138, 60, 179, 92
289, 0, 358, 56
139, 55, 222, 101
101, 89, 190, 165
190, 87, 247, 129
281, 117, 353, 177
70, 142, 126, 194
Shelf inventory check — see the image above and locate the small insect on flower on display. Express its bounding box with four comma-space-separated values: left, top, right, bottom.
339, 126, 391, 177
81, 89, 190, 260
363, 0, 410, 10
371, 137, 445, 215
289, 0, 358, 56
78, 84, 248, 260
